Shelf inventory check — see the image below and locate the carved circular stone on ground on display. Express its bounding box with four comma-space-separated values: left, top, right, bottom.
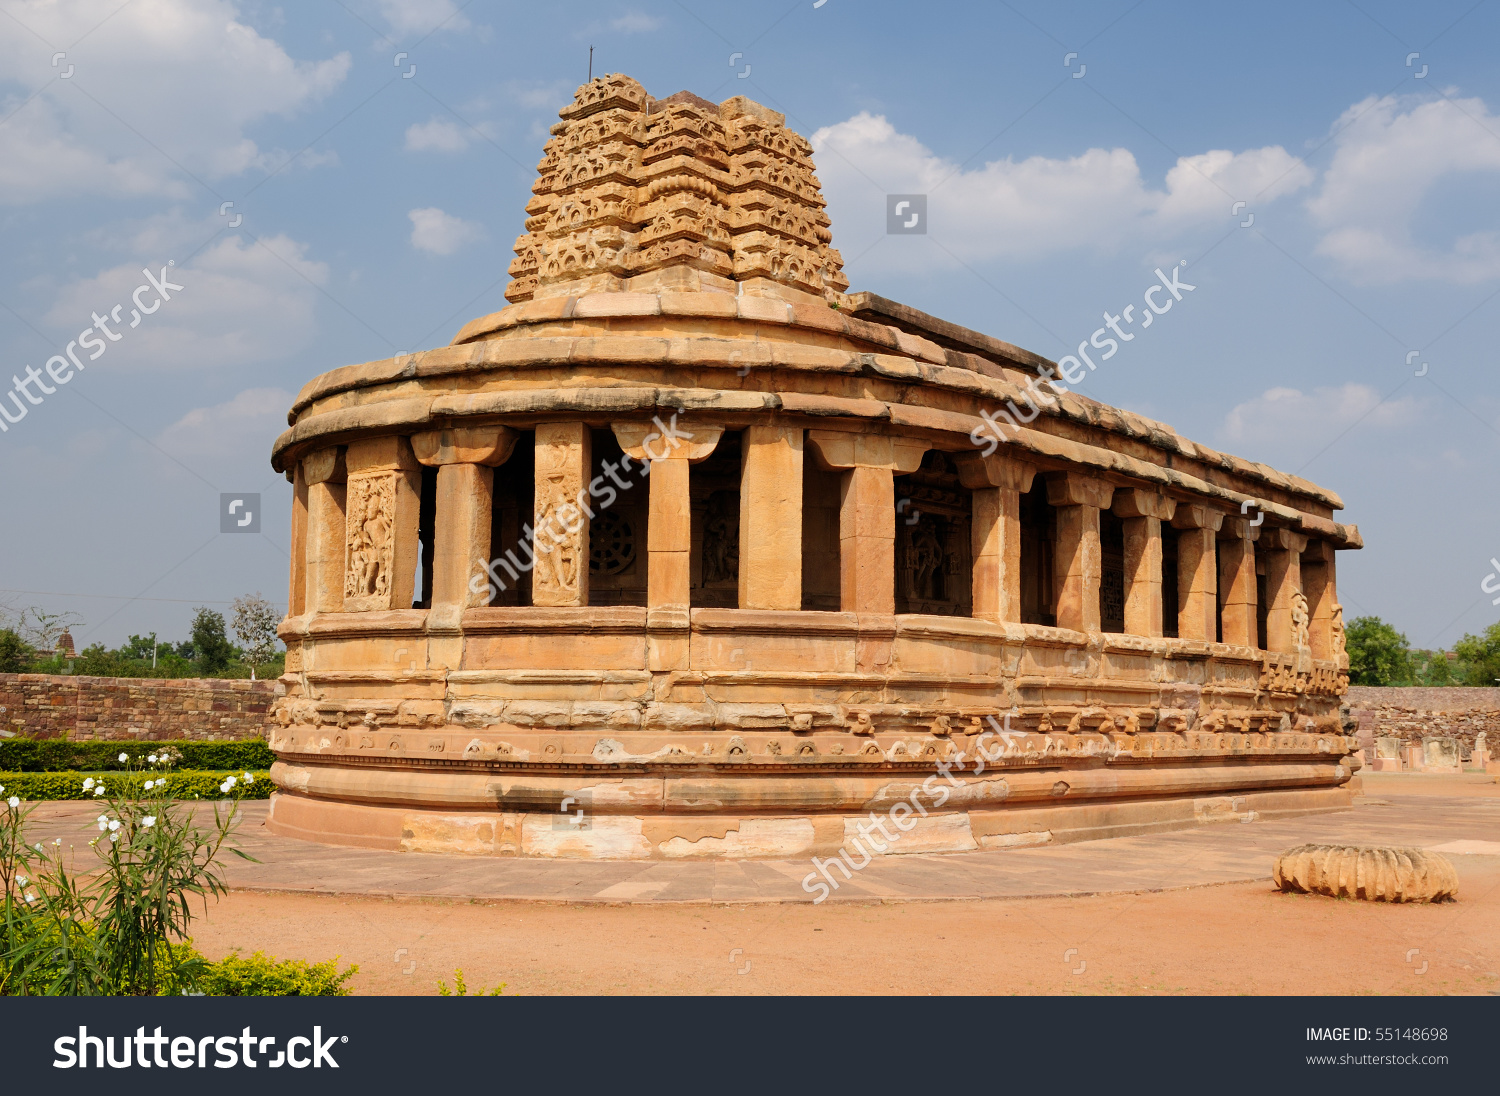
1272, 844, 1458, 903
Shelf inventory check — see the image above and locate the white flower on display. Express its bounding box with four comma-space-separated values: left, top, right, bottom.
107, 820, 120, 832
225, 776, 238, 788
148, 754, 157, 763
6, 797, 17, 809
0, 784, 5, 794
24, 892, 35, 903
218, 782, 231, 794
109, 832, 118, 842
82, 777, 94, 791
144, 779, 156, 790
93, 786, 105, 796
97, 816, 108, 831
243, 773, 254, 784
16, 875, 27, 887
33, 843, 41, 852
118, 753, 128, 763
142, 816, 156, 828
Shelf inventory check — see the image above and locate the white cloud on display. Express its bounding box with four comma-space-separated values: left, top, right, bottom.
402, 115, 494, 152
1307, 93, 1500, 283
155, 386, 293, 459
811, 112, 1312, 266
43, 230, 329, 370
1220, 383, 1421, 446
0, 0, 349, 204
373, 0, 470, 35
610, 13, 662, 33
408, 207, 484, 254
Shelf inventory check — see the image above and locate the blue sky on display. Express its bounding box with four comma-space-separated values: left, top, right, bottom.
1, 0, 1498, 652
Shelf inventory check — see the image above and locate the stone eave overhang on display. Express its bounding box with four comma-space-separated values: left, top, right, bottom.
270, 290, 1360, 550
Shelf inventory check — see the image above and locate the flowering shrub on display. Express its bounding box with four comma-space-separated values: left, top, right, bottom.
0, 771, 271, 801
0, 740, 274, 773
0, 749, 256, 995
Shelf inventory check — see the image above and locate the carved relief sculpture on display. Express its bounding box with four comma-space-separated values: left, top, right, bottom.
266, 73, 1363, 862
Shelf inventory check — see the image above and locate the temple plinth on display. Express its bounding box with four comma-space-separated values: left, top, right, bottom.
265, 75, 1361, 859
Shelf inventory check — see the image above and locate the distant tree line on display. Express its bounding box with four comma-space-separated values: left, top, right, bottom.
1347, 616, 1500, 687
0, 595, 283, 680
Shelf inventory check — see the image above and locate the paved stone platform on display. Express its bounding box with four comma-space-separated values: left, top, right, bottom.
23, 780, 1500, 905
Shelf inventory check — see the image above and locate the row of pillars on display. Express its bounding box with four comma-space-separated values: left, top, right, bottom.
285, 424, 1337, 659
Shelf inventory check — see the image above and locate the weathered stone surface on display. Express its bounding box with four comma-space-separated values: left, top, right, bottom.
1272, 844, 1458, 902
0, 674, 276, 740
262, 72, 1363, 860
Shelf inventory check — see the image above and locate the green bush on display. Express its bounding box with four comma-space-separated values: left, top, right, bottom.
187, 947, 356, 996
0, 739, 274, 773
0, 771, 271, 801
1346, 616, 1414, 686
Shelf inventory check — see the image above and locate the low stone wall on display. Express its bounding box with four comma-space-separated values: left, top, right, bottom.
1345, 686, 1500, 753
0, 674, 278, 741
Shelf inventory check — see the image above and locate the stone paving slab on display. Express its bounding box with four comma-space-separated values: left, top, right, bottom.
21, 795, 1500, 905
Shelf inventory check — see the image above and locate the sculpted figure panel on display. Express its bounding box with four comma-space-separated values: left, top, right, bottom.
345, 474, 397, 607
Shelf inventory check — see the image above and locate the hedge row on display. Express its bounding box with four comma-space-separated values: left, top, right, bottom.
0, 739, 274, 773
0, 771, 273, 801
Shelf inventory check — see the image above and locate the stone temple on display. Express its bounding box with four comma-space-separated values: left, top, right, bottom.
266, 74, 1362, 859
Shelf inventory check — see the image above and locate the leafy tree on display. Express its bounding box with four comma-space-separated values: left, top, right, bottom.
230, 594, 281, 680
73, 643, 126, 677
1345, 616, 1414, 686
1416, 649, 1455, 686
189, 608, 234, 674
119, 635, 160, 662
0, 630, 30, 674
1453, 623, 1500, 687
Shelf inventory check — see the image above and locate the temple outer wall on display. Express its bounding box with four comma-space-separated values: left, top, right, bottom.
1346, 686, 1500, 755
0, 674, 277, 740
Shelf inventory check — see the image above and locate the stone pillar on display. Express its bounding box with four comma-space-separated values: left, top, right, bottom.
1111, 488, 1177, 637
532, 423, 591, 607
613, 421, 724, 611
412, 427, 519, 623
1045, 472, 1115, 633
1217, 517, 1259, 647
1262, 527, 1309, 653
739, 425, 804, 610
956, 453, 1037, 623
1173, 504, 1224, 642
806, 431, 928, 615
303, 446, 347, 614
287, 463, 308, 617
342, 437, 422, 612
1303, 540, 1338, 662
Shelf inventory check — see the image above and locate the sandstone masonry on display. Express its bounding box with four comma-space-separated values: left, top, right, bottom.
0, 674, 277, 741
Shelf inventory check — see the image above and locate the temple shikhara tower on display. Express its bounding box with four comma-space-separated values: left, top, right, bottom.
266, 75, 1362, 858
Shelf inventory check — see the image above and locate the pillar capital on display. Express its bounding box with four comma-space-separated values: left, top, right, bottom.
1045, 471, 1114, 510
1218, 515, 1262, 541
612, 420, 722, 462
1263, 527, 1309, 554
301, 446, 346, 485
1170, 503, 1224, 532
345, 435, 419, 474
1112, 487, 1177, 522
1303, 539, 1335, 564
411, 425, 518, 467
955, 452, 1036, 493
807, 429, 926, 473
